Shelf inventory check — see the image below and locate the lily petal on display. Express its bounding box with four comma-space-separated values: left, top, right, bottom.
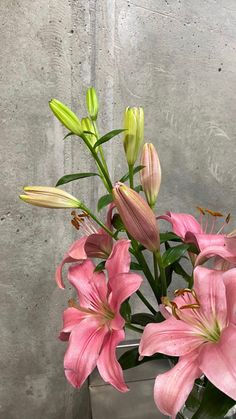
185, 232, 225, 251
199, 324, 236, 401
97, 329, 129, 392
61, 307, 86, 333
68, 260, 107, 308
85, 233, 113, 259
158, 212, 202, 239
154, 351, 201, 418
195, 246, 236, 267
64, 318, 107, 388
105, 239, 131, 282
55, 237, 87, 289
139, 317, 203, 357
223, 268, 236, 325
109, 272, 142, 330
109, 272, 142, 313
193, 266, 227, 327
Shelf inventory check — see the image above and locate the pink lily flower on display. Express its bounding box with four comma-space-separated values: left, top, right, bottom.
56, 205, 114, 289
196, 234, 236, 269
139, 266, 236, 418
158, 209, 228, 252
60, 239, 142, 391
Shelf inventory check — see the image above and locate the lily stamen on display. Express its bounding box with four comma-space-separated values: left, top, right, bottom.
196, 206, 230, 235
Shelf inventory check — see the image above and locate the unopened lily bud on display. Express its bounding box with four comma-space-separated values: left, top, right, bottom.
81, 117, 96, 146
123, 107, 144, 166
112, 182, 160, 251
20, 186, 81, 209
49, 99, 83, 136
140, 143, 161, 207
86, 87, 99, 121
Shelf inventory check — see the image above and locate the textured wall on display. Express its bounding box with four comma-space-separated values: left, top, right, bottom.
1, 1, 236, 418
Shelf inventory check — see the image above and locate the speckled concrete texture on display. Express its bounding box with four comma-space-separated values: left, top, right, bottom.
1, 1, 236, 418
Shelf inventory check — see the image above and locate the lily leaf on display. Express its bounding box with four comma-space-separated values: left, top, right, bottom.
94, 261, 106, 272
160, 232, 182, 244
119, 165, 145, 183
162, 244, 190, 268
134, 184, 143, 193
131, 313, 156, 326
130, 262, 142, 271
97, 194, 113, 211
192, 382, 235, 419
63, 132, 75, 140
56, 172, 100, 187
119, 347, 169, 370
93, 129, 125, 149
120, 300, 132, 322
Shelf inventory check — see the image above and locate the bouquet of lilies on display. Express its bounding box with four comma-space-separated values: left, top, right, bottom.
20, 88, 236, 418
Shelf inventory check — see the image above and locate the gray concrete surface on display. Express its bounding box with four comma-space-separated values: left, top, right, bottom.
1, 0, 236, 418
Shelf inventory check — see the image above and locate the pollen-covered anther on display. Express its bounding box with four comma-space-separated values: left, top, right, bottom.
174, 288, 201, 311
170, 302, 181, 320
226, 213, 231, 224
196, 206, 205, 215
179, 303, 200, 310
68, 298, 80, 309
174, 288, 191, 296
205, 208, 223, 217
71, 210, 89, 230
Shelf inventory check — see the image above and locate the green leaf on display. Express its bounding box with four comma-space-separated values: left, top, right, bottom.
130, 262, 142, 271
131, 313, 156, 326
56, 172, 100, 187
173, 262, 193, 284
162, 244, 190, 268
192, 382, 235, 419
94, 261, 106, 272
83, 130, 97, 137
118, 347, 168, 370
111, 214, 125, 231
97, 194, 113, 211
93, 129, 125, 149
120, 300, 131, 322
119, 165, 145, 183
160, 232, 182, 244
134, 184, 143, 193
63, 132, 75, 140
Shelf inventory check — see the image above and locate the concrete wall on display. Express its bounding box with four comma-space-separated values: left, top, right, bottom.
1, 1, 236, 418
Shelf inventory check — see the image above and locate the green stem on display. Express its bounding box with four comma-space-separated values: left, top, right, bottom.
155, 250, 167, 297
81, 133, 113, 192
129, 238, 159, 303
125, 323, 144, 333
81, 204, 115, 238
136, 290, 156, 315
129, 164, 134, 188
153, 252, 159, 282
92, 120, 109, 176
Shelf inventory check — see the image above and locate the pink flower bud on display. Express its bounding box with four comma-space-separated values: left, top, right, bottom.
112, 183, 160, 251
140, 143, 161, 207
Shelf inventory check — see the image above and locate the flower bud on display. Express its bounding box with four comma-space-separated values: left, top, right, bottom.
86, 87, 99, 121
123, 107, 144, 166
49, 99, 83, 136
81, 117, 96, 146
112, 182, 160, 251
20, 186, 81, 209
140, 143, 161, 207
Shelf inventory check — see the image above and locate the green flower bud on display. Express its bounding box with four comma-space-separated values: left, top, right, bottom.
49, 99, 83, 136
86, 87, 99, 121
81, 117, 97, 146
20, 186, 81, 209
123, 107, 144, 166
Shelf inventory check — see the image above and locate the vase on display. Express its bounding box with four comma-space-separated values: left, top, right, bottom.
88, 339, 170, 419
177, 380, 236, 419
